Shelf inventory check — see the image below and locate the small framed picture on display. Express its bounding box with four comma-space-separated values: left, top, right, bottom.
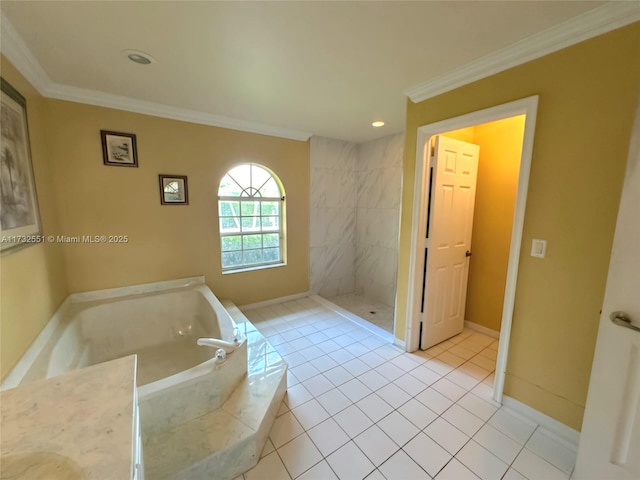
159, 175, 189, 205
101, 130, 138, 167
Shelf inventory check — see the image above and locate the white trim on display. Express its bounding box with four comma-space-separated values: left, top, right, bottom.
406, 2, 640, 103
393, 338, 406, 350
0, 297, 72, 391
502, 395, 580, 450
464, 321, 500, 339
69, 276, 205, 303
221, 262, 286, 275
0, 14, 312, 142
45, 83, 312, 141
239, 291, 311, 311
0, 13, 52, 94
405, 96, 539, 407
312, 295, 396, 344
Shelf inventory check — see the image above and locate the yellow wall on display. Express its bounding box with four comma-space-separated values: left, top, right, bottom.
465, 116, 525, 332
396, 23, 640, 430
1, 58, 310, 379
436, 126, 475, 144
0, 57, 68, 379
431, 118, 524, 333
44, 100, 310, 305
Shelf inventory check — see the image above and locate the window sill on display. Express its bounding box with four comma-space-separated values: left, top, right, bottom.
222, 262, 286, 275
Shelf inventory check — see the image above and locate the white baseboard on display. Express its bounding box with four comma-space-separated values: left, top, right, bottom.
239, 291, 311, 311
464, 321, 500, 339
502, 395, 580, 450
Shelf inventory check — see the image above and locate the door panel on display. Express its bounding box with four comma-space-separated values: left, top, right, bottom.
421, 136, 480, 349
451, 263, 464, 317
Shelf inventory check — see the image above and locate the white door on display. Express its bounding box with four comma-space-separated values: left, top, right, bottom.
573, 111, 640, 479
420, 136, 479, 349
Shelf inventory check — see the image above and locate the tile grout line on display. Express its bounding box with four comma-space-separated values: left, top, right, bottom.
247, 299, 569, 480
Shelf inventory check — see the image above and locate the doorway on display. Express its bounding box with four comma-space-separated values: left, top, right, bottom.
405, 96, 539, 403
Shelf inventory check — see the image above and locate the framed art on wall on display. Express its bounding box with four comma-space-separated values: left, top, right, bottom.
0, 78, 42, 253
101, 130, 138, 167
159, 175, 189, 205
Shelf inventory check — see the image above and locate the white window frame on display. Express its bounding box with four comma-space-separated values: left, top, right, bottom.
217, 164, 285, 273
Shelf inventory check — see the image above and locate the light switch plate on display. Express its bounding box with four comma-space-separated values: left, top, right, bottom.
531, 239, 547, 258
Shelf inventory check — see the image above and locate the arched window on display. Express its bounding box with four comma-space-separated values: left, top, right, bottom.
218, 164, 285, 272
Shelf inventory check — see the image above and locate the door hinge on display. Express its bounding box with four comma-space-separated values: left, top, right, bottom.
420, 248, 428, 313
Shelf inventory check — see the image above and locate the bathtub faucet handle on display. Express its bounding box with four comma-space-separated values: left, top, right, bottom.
233, 327, 242, 344
215, 348, 226, 363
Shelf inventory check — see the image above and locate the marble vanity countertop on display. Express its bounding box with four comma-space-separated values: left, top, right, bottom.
0, 355, 137, 479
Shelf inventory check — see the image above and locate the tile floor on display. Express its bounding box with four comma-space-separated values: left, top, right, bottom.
326, 293, 394, 334
238, 297, 577, 480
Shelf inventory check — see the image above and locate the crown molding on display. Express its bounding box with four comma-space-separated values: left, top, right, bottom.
406, 1, 640, 103
45, 83, 312, 140
0, 12, 52, 94
0, 13, 312, 141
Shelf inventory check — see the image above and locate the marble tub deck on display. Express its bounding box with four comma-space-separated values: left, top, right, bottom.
142, 302, 287, 480
0, 355, 137, 479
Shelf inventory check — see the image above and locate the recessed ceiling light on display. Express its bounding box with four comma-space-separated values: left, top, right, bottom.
372, 121, 385, 127
123, 49, 155, 65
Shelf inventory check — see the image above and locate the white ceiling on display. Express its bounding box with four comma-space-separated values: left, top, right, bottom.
0, 1, 618, 143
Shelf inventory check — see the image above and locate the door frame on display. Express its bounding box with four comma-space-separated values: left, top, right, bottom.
405, 96, 539, 403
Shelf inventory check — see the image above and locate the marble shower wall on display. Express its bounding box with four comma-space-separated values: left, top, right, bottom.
309, 137, 358, 297
355, 134, 404, 306
309, 134, 403, 306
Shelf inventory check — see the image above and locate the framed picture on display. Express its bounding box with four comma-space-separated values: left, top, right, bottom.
101, 130, 138, 167
159, 175, 189, 205
1, 78, 42, 253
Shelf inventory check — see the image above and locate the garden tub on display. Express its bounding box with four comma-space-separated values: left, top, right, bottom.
3, 277, 247, 435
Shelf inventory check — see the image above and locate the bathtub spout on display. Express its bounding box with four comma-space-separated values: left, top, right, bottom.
197, 337, 243, 354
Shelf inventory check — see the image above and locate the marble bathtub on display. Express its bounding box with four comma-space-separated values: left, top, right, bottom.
4, 277, 248, 435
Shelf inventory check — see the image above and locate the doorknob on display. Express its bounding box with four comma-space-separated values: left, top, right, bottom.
465, 251, 472, 257
610, 311, 640, 332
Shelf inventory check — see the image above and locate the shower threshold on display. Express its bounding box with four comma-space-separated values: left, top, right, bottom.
320, 293, 394, 339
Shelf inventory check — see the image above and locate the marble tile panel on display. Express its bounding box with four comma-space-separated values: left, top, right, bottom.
332, 244, 356, 283
325, 207, 355, 247
356, 207, 368, 245
338, 141, 358, 172
318, 281, 340, 298
382, 210, 398, 248
309, 207, 327, 248
381, 134, 405, 168
312, 136, 353, 170
337, 275, 356, 296
341, 168, 358, 208
310, 133, 403, 307
368, 170, 383, 208
310, 168, 326, 208
325, 174, 343, 208
309, 247, 328, 293
357, 170, 373, 208
358, 139, 384, 171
